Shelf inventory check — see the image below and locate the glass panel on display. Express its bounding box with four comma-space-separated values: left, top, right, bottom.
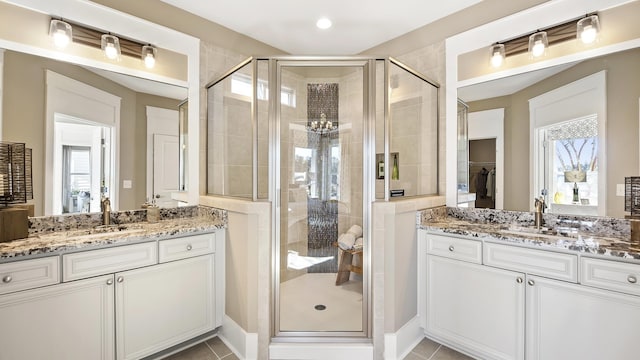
375, 60, 385, 199
388, 62, 438, 197
279, 64, 364, 334
457, 100, 469, 193
257, 59, 269, 199
207, 62, 253, 198
178, 100, 188, 192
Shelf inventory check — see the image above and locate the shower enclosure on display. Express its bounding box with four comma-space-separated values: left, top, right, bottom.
206, 57, 439, 339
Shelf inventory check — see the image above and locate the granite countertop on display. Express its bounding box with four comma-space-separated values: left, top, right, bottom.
420, 218, 640, 262
0, 216, 226, 261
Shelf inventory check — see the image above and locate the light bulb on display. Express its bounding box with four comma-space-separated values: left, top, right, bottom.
316, 17, 332, 29
53, 29, 70, 48
105, 43, 118, 59
532, 40, 545, 57
491, 51, 504, 68
580, 25, 597, 44
144, 53, 155, 68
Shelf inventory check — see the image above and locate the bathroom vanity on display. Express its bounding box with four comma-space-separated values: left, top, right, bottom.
418, 209, 640, 360
0, 212, 225, 360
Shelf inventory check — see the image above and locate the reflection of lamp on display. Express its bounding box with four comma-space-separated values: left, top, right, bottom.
0, 142, 33, 242
308, 113, 334, 134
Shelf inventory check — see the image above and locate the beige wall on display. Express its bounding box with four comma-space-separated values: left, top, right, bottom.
468, 48, 640, 217
2, 50, 180, 214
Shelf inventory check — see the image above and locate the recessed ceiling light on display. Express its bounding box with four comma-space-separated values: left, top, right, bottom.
316, 17, 332, 30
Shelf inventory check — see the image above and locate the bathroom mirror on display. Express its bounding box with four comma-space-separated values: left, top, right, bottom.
1, 48, 188, 216
457, 46, 640, 218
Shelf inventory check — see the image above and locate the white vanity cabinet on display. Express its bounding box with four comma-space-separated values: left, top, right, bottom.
116, 234, 218, 360
525, 274, 640, 360
420, 229, 640, 360
0, 229, 224, 360
0, 273, 115, 360
423, 233, 525, 360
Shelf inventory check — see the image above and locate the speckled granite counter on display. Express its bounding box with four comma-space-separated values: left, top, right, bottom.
0, 206, 227, 261
418, 207, 640, 262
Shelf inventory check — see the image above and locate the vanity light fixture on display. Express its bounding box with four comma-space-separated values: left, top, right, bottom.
49, 19, 72, 49
528, 31, 548, 58
49, 18, 158, 67
488, 13, 600, 66
489, 43, 505, 68
142, 45, 157, 69
577, 14, 600, 45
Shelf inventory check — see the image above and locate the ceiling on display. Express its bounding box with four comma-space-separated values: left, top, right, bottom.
159, 0, 483, 55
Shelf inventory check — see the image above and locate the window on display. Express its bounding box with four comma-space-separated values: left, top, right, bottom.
62, 146, 92, 213
231, 73, 296, 107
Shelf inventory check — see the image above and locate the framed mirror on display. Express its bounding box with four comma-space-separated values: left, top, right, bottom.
446, 0, 640, 219
0, 0, 199, 216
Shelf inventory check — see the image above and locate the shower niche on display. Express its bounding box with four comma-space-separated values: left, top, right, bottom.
206, 57, 439, 339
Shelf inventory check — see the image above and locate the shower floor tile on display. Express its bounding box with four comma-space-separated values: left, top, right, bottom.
279, 273, 363, 332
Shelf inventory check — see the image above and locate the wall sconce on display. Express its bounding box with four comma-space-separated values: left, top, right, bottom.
101, 34, 121, 60
489, 43, 505, 68
142, 45, 156, 69
577, 15, 600, 45
49, 19, 72, 49
49, 18, 157, 67
488, 13, 600, 67
528, 31, 548, 58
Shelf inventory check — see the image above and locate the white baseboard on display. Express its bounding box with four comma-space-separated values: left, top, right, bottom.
269, 342, 374, 360
384, 316, 424, 360
218, 315, 259, 360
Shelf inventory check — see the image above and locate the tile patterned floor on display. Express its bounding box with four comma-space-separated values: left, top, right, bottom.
167, 336, 471, 360
165, 337, 238, 360
403, 337, 474, 360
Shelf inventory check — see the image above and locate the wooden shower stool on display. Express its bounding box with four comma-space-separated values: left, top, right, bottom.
333, 242, 363, 285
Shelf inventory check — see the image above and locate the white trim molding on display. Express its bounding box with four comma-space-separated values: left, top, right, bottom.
384, 316, 424, 360
218, 315, 258, 360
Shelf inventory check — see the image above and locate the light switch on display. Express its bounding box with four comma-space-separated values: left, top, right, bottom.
123, 180, 132, 189
617, 184, 625, 197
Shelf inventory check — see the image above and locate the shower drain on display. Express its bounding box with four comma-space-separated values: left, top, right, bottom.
314, 304, 327, 311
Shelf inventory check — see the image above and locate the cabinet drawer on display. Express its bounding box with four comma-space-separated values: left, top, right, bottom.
426, 233, 482, 264
0, 256, 60, 295
581, 257, 640, 296
484, 242, 577, 282
159, 233, 215, 263
63, 242, 157, 282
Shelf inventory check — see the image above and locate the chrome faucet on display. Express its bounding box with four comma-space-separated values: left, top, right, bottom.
101, 197, 111, 226
534, 196, 546, 229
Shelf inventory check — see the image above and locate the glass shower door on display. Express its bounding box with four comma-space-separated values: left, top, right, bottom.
276, 62, 366, 335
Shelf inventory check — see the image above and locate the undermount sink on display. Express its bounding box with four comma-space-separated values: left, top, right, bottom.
499, 225, 579, 240
65, 224, 146, 240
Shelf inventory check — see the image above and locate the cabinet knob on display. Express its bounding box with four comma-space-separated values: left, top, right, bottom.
527, 279, 535, 286
448, 245, 455, 252
117, 276, 124, 283
516, 277, 523, 284
2, 275, 12, 283
186, 244, 193, 251
628, 275, 637, 284
106, 278, 114, 285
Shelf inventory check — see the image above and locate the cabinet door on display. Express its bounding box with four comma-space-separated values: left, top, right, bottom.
526, 275, 640, 360
116, 254, 214, 360
426, 255, 525, 360
0, 274, 115, 360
